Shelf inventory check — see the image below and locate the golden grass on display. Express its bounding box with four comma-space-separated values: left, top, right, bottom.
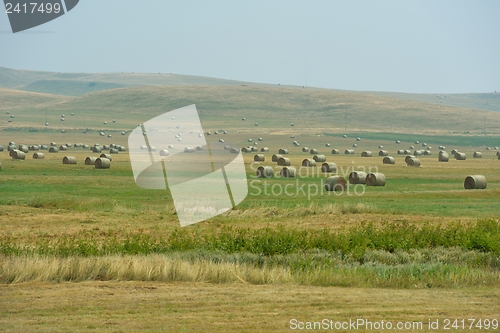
0, 281, 498, 332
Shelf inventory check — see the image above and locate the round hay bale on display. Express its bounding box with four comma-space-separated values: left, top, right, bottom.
454, 152, 466, 160
9, 149, 18, 157
103, 145, 110, 150
8, 141, 15, 146
49, 147, 58, 153
348, 171, 367, 184
40, 145, 48, 150
423, 150, 432, 156
343, 135, 347, 138
415, 140, 420, 144
383, 156, 395, 164
406, 157, 421, 167
405, 155, 415, 163
73, 143, 82, 148
302, 158, 316, 167
95, 158, 111, 169
118, 146, 126, 152
196, 146, 203, 151
258, 138, 263, 141
378, 150, 388, 156
109, 148, 119, 154
413, 150, 423, 156
410, 145, 415, 149
293, 141, 299, 146
356, 137, 361, 141
361, 151, 373, 157
325, 143, 331, 147
321, 162, 337, 173
33, 152, 45, 159
277, 157, 291, 166
272, 154, 283, 162
278, 148, 289, 154
218, 138, 225, 143
302, 147, 309, 153
256, 166, 273, 178
99, 132, 105, 136
313, 154, 326, 162
379, 145, 384, 149
230, 148, 240, 154
261, 147, 269, 152
464, 175, 487, 190
439, 146, 446, 150
29, 145, 40, 151
241, 147, 251, 153
331, 149, 339, 154
223, 146, 230, 150
62, 156, 77, 164
396, 140, 401, 144
438, 152, 449, 162
352, 143, 357, 148
254, 123, 258, 126
344, 149, 354, 155
12, 150, 25, 160
59, 145, 68, 151
248, 139, 253, 142
497, 151, 500, 157
184, 147, 196, 153
325, 176, 348, 192
160, 149, 170, 156
251, 146, 258, 152
91, 146, 102, 153
397, 150, 404, 155
121, 131, 126, 135
254, 154, 265, 162
451, 149, 458, 155
309, 148, 318, 155
404, 150, 412, 154
366, 173, 386, 186
108, 135, 112, 138
149, 146, 157, 152
422, 143, 427, 147
100, 153, 112, 161
0, 145, 3, 152
280, 166, 296, 178
473, 152, 482, 158
18, 145, 28, 153
85, 157, 97, 165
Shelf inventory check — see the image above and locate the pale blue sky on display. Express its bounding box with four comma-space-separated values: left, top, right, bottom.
1, 0, 499, 93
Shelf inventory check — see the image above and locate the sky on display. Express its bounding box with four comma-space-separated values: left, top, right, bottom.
0, 0, 499, 93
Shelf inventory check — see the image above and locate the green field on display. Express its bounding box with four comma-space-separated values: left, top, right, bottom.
1, 68, 499, 332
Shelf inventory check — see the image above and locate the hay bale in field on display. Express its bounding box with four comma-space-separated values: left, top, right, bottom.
396, 140, 401, 144
184, 147, 196, 153
159, 149, 169, 156
454, 152, 466, 160
9, 149, 18, 157
118, 146, 126, 152
196, 146, 204, 151
302, 158, 316, 167
254, 154, 265, 162
405, 155, 415, 163
256, 166, 273, 178
85, 157, 97, 165
451, 149, 458, 155
464, 175, 487, 190
229, 148, 240, 154
109, 148, 119, 154
293, 141, 299, 146
279, 148, 289, 154
356, 137, 361, 141
100, 153, 112, 161
497, 151, 500, 157
62, 156, 77, 164
352, 143, 357, 148
415, 140, 419, 144
12, 150, 25, 160
383, 156, 395, 164
121, 131, 126, 135
344, 149, 354, 155
18, 145, 28, 153
280, 166, 296, 178
361, 151, 373, 157
28, 145, 40, 151
413, 150, 423, 156
378, 150, 389, 156
313, 154, 326, 162
422, 143, 427, 147
406, 157, 421, 167
73, 143, 81, 148
423, 150, 432, 156
107, 135, 112, 138
325, 176, 348, 191
32, 152, 44, 159
260, 147, 269, 152
439, 146, 446, 150
272, 154, 283, 162
290, 134, 295, 138
59, 145, 68, 151
277, 157, 291, 166
486, 147, 490, 150
404, 150, 412, 154
82, 145, 89, 149
95, 158, 111, 169
248, 139, 253, 142
7, 145, 16, 151
348, 171, 367, 184
410, 145, 414, 149
0, 145, 3, 152
103, 145, 110, 150
99, 132, 105, 136
40, 145, 48, 150
309, 148, 318, 154
321, 162, 337, 173
397, 150, 404, 155
325, 143, 331, 147
302, 147, 309, 152
343, 135, 347, 138
91, 146, 102, 153
438, 152, 449, 162
331, 149, 339, 154
366, 173, 386, 186
254, 123, 258, 126
213, 131, 218, 135
258, 138, 263, 141
49, 147, 58, 153
251, 146, 258, 152
473, 152, 482, 158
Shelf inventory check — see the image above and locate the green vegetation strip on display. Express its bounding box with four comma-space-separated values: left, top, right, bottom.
2, 220, 499, 258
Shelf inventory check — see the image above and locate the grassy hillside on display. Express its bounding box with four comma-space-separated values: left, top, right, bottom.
2, 85, 500, 139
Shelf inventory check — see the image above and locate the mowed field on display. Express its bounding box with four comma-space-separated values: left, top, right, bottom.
1, 82, 500, 332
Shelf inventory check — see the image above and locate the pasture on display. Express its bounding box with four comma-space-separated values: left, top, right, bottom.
1, 80, 499, 332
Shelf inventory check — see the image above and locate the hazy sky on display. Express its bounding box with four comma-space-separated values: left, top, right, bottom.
1, 0, 499, 93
